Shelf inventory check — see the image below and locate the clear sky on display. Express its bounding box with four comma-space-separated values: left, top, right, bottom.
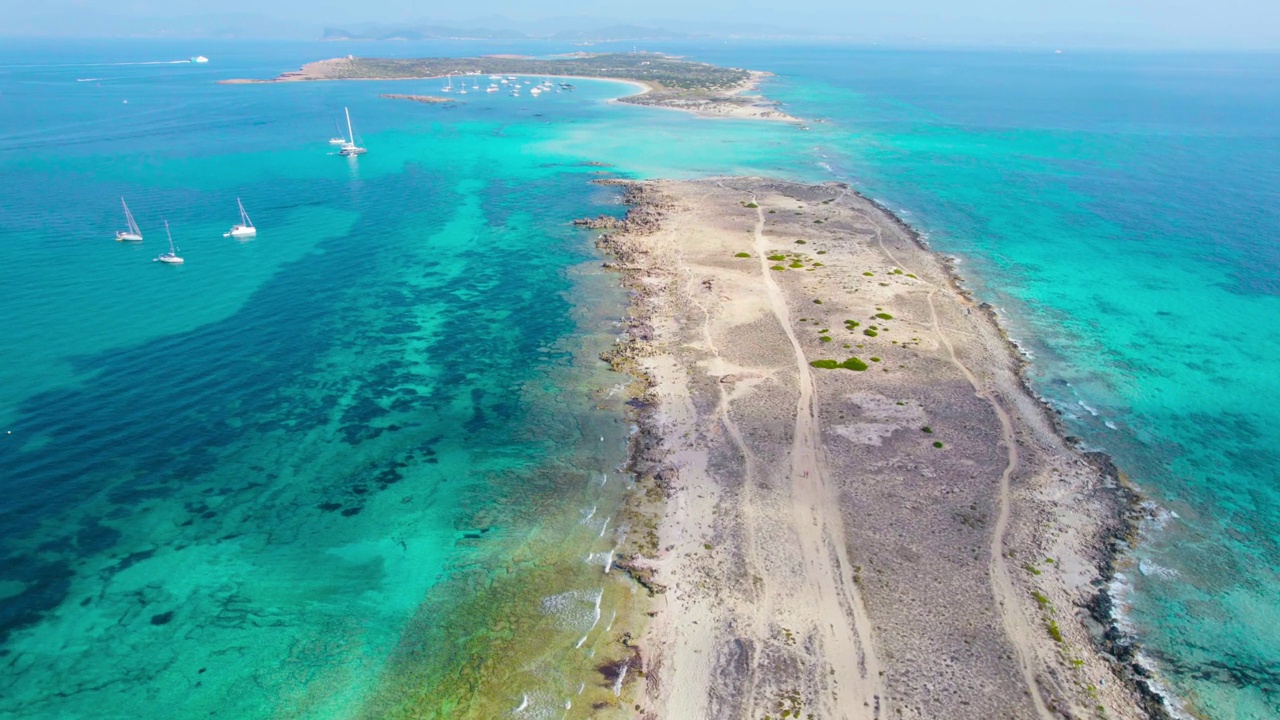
7, 0, 1280, 48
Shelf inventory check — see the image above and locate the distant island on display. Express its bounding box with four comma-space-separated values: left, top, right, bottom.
321, 23, 690, 42
220, 53, 801, 122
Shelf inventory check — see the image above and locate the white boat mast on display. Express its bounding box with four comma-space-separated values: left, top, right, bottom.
345, 107, 355, 144
237, 198, 253, 227
121, 197, 140, 235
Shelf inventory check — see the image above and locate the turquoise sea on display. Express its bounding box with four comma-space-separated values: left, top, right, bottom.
1, 39, 1276, 719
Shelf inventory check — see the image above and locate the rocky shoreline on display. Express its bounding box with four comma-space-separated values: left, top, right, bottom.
589, 177, 1164, 719
379, 93, 459, 104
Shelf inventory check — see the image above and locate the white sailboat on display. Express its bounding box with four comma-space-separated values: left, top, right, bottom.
155, 220, 183, 264
223, 198, 256, 238
441, 75, 453, 93
328, 119, 347, 145
115, 197, 143, 242
338, 107, 366, 156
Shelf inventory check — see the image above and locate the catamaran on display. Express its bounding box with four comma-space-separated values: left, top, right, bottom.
338, 107, 366, 156
223, 198, 256, 238
115, 197, 143, 242
155, 221, 183, 264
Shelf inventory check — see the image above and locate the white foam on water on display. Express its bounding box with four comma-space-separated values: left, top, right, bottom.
577, 682, 585, 695
604, 609, 617, 632
541, 588, 604, 633
599, 472, 608, 487
603, 547, 616, 574
1139, 559, 1180, 580
515, 694, 529, 713
598, 517, 610, 538
580, 505, 596, 523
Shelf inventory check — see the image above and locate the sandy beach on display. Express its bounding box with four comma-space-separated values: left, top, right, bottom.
595, 178, 1154, 719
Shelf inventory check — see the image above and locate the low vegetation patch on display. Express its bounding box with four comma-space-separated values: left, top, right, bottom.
809, 357, 869, 371
768, 254, 787, 261
863, 329, 878, 337
735, 252, 751, 258
771, 265, 786, 271
840, 357, 869, 371
875, 312, 894, 320
932, 441, 944, 448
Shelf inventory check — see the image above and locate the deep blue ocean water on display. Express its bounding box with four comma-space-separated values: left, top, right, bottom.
1, 38, 1277, 718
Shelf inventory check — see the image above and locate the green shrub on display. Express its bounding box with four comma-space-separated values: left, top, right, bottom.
745, 202, 759, 208
771, 265, 786, 271
817, 250, 827, 255
734, 252, 751, 258
1047, 620, 1063, 643
1031, 591, 1050, 607
870, 357, 881, 362
840, 357, 869, 371
814, 219, 823, 224
906, 273, 917, 279
795, 240, 807, 244
819, 336, 833, 343
813, 299, 823, 304
922, 426, 933, 434
875, 312, 894, 320
768, 254, 787, 261
863, 329, 878, 337
768, 209, 777, 214
789, 261, 804, 268
933, 441, 944, 448
863, 271, 874, 276
809, 359, 840, 369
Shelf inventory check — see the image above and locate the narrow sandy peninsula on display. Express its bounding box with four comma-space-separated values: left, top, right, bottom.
595, 179, 1158, 719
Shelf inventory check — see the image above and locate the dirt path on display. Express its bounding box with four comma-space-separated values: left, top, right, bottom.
864, 213, 1056, 720
749, 199, 886, 719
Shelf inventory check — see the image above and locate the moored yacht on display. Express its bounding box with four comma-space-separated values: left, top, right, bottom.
115, 197, 143, 242
154, 220, 183, 264
223, 198, 256, 238
337, 107, 367, 156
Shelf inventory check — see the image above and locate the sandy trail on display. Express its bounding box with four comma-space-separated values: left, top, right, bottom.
748, 198, 885, 719
870, 220, 1056, 720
